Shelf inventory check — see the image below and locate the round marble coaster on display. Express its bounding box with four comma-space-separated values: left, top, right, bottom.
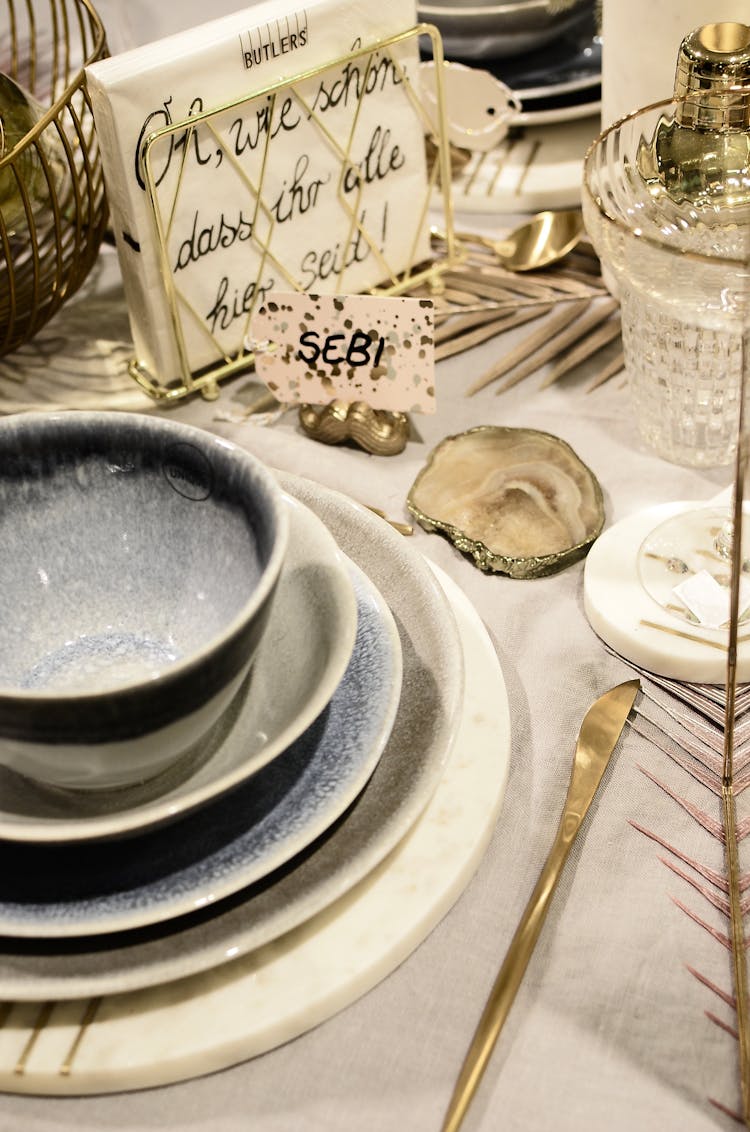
584, 501, 750, 683
0, 565, 510, 1096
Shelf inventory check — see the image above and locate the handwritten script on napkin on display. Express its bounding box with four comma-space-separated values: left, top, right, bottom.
86, 0, 430, 390
252, 293, 435, 412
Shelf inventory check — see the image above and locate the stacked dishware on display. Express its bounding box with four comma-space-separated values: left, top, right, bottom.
0, 411, 510, 1094
418, 0, 602, 211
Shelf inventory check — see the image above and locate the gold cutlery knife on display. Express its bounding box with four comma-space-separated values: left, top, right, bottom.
440, 678, 640, 1132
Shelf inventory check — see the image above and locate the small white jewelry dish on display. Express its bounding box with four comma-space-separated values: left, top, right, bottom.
584, 501, 750, 684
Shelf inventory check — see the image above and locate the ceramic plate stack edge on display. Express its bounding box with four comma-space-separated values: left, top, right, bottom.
443, 7, 601, 211
0, 557, 403, 938
0, 474, 512, 1096
0, 494, 405, 938
0, 473, 467, 1000
0, 495, 361, 844
0, 563, 510, 1096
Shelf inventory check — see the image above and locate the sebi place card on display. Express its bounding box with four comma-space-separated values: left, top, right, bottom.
251, 292, 435, 412
86, 0, 431, 392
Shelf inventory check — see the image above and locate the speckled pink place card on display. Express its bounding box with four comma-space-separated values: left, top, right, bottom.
251, 292, 435, 412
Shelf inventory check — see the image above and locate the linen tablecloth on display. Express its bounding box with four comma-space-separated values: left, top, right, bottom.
0, 242, 739, 1131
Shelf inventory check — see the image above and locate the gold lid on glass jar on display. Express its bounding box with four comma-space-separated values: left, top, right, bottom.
674, 22, 750, 131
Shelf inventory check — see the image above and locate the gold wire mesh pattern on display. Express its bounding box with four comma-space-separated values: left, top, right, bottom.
0, 0, 108, 356
133, 23, 456, 401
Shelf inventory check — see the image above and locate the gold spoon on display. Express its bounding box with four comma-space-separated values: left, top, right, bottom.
435, 208, 585, 272
440, 678, 640, 1132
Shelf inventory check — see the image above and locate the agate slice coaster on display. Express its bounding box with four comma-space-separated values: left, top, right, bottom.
407, 425, 604, 578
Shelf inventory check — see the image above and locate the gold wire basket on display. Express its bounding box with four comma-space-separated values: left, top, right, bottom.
0, 0, 108, 355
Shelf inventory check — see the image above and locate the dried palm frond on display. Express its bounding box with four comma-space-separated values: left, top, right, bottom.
416, 228, 622, 394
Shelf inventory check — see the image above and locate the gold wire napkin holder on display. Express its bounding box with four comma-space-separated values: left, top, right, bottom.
129, 22, 457, 446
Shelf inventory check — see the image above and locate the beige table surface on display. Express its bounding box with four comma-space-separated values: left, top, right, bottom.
0, 235, 741, 1131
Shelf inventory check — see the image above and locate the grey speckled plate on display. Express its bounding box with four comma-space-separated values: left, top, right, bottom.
0, 495, 357, 843
0, 474, 463, 999
0, 562, 401, 938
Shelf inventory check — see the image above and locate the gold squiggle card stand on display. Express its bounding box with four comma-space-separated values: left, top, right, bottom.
130, 23, 456, 425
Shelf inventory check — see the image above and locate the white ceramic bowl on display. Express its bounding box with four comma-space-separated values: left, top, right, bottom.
0, 411, 288, 790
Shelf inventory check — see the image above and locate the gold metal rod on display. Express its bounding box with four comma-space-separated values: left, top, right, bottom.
725, 323, 750, 1126
59, 997, 102, 1077
486, 137, 518, 195
462, 150, 486, 195
441, 680, 639, 1132
14, 1001, 54, 1076
514, 138, 541, 197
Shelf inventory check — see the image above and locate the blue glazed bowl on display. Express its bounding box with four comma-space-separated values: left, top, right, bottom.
0, 411, 289, 790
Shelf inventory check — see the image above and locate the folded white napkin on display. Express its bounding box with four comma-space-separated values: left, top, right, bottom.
86, 0, 429, 386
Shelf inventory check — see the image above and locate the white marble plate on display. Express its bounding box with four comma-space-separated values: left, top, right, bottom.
486, 7, 601, 100
0, 495, 357, 843
0, 561, 401, 937
0, 475, 463, 998
0, 566, 510, 1095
